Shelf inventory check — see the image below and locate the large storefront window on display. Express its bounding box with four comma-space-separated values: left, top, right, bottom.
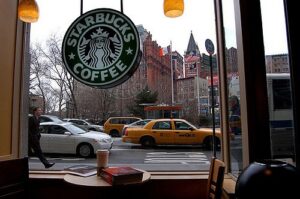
221, 0, 243, 177
218, 0, 296, 178
260, 0, 295, 162
28, 0, 221, 171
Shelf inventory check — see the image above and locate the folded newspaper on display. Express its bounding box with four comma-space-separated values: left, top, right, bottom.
64, 165, 97, 177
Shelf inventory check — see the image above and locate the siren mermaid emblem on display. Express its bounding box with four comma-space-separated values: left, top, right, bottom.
79, 27, 122, 69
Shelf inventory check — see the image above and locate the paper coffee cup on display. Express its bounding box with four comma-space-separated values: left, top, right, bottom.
96, 149, 109, 175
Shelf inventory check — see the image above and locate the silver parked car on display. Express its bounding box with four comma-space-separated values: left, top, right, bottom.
39, 122, 113, 157
63, 118, 104, 132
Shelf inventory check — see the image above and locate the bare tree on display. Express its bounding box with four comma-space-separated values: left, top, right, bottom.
75, 83, 116, 121
34, 34, 77, 117
181, 99, 198, 125
96, 89, 116, 120
29, 44, 49, 111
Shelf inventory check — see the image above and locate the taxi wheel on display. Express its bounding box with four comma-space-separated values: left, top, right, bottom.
141, 137, 155, 148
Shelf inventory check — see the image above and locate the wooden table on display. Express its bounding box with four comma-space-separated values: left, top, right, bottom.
64, 169, 151, 187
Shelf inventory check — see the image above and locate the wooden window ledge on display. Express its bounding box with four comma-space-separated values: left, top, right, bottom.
30, 170, 210, 180
223, 177, 236, 198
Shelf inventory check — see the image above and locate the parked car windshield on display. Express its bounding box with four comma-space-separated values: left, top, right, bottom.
85, 121, 95, 125
64, 124, 87, 134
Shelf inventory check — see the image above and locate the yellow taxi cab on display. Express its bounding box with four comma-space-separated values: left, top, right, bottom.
122, 118, 221, 149
103, 117, 142, 137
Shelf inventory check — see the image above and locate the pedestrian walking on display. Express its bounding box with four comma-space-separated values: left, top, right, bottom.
28, 107, 55, 168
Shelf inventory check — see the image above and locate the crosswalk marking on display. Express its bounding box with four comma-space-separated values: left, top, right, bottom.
144, 152, 209, 164
146, 152, 205, 155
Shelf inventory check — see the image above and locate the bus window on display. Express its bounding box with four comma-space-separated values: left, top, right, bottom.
272, 79, 292, 110
267, 73, 294, 159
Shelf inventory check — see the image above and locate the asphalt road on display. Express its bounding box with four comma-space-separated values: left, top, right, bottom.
29, 137, 241, 171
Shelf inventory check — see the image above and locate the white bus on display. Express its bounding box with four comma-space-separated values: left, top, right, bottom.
266, 73, 294, 159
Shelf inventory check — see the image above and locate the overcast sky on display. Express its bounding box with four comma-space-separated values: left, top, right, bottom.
30, 0, 287, 56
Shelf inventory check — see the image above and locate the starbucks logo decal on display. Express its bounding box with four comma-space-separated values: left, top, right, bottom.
62, 8, 141, 88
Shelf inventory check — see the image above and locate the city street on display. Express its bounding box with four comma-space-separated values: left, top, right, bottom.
29, 137, 242, 171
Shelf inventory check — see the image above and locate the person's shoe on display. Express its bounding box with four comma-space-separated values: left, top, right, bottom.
45, 162, 55, 169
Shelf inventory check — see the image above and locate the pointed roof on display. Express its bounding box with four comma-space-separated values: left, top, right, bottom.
185, 31, 200, 56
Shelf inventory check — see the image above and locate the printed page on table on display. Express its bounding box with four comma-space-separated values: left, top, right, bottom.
64, 165, 97, 177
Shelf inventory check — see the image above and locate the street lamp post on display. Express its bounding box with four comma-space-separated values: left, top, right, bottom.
205, 38, 216, 157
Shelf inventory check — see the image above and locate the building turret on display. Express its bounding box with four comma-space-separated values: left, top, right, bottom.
185, 31, 200, 56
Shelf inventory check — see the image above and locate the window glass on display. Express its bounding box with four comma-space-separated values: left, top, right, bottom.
261, 0, 295, 161
65, 124, 87, 134
110, 119, 119, 124
135, 121, 145, 125
152, 121, 171, 130
221, 0, 243, 177
39, 116, 51, 123
29, 0, 220, 171
39, 126, 48, 134
49, 126, 66, 135
174, 121, 190, 130
79, 120, 87, 125
272, 79, 292, 110
71, 120, 83, 125
121, 120, 128, 124
130, 118, 140, 124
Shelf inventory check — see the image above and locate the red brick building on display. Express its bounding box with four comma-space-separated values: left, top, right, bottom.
143, 33, 172, 104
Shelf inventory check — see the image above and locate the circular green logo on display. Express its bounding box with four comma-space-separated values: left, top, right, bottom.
62, 8, 141, 88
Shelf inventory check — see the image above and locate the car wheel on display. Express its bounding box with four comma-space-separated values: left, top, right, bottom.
203, 136, 220, 150
110, 129, 120, 137
77, 143, 93, 157
140, 136, 155, 148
